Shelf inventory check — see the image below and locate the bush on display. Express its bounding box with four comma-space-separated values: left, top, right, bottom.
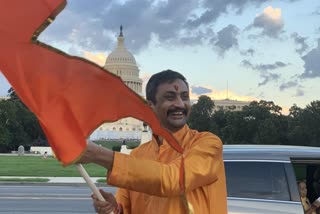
112, 145, 121, 152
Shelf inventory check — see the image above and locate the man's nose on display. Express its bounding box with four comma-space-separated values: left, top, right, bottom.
173, 97, 184, 107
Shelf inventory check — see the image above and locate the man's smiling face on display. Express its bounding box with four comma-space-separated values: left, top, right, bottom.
149, 78, 191, 132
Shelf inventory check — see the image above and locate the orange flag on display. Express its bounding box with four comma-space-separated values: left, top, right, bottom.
0, 0, 181, 165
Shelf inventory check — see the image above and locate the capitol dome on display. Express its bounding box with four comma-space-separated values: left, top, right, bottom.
90, 26, 145, 142
105, 36, 136, 65
104, 26, 142, 95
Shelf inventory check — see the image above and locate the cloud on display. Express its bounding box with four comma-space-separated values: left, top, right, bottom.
38, 0, 278, 55
212, 24, 239, 56
279, 80, 298, 91
186, 0, 266, 28
242, 60, 287, 86
312, 7, 320, 15
300, 39, 320, 78
291, 32, 309, 55
191, 86, 212, 95
190, 85, 257, 102
40, 0, 201, 54
240, 48, 255, 56
82, 51, 107, 66
293, 88, 305, 97
255, 61, 287, 71
242, 60, 288, 72
246, 6, 284, 38
39, 2, 116, 52
257, 92, 265, 98
258, 73, 281, 86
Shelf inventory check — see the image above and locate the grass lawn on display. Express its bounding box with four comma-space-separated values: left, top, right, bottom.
0, 156, 107, 177
0, 141, 140, 177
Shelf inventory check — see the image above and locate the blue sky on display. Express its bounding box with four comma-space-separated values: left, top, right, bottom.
1, 0, 319, 114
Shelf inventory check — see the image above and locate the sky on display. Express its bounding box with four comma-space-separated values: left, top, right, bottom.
0, 0, 320, 114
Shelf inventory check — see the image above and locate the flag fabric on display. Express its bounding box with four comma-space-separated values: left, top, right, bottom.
0, 0, 181, 165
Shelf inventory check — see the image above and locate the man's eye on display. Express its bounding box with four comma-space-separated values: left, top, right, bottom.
182, 94, 189, 100
165, 96, 175, 100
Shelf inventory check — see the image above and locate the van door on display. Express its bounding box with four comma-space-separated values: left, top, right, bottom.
225, 161, 304, 214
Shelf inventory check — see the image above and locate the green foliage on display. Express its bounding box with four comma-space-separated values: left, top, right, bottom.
0, 88, 46, 152
188, 98, 320, 147
126, 141, 140, 149
112, 146, 121, 152
188, 95, 215, 132
288, 101, 320, 146
219, 100, 288, 145
96, 178, 107, 183
93, 141, 122, 150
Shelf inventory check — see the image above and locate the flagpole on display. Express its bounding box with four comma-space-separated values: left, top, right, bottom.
76, 163, 114, 214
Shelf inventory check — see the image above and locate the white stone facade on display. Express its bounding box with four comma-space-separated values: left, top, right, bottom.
0, 96, 9, 100
213, 99, 251, 111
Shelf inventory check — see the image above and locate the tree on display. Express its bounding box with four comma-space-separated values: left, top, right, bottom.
288, 101, 320, 146
220, 100, 288, 145
188, 95, 215, 132
0, 88, 47, 152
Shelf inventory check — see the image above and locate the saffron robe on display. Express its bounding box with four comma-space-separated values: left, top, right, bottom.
107, 125, 228, 214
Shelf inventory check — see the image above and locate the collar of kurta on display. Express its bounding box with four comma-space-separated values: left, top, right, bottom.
155, 125, 190, 148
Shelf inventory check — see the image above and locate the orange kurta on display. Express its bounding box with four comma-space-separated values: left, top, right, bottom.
107, 125, 227, 214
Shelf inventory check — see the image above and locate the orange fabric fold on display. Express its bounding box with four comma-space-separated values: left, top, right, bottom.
0, 0, 178, 165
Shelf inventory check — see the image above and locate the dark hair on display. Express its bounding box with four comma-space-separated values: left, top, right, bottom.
146, 69, 188, 104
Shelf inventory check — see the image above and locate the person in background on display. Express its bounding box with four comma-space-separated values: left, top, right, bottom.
78, 69, 227, 214
42, 151, 48, 159
298, 180, 320, 214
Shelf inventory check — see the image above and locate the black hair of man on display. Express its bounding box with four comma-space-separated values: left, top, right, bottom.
146, 69, 189, 104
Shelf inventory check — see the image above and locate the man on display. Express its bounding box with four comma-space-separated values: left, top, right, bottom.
79, 70, 227, 213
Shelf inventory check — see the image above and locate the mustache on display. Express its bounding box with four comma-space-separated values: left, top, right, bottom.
167, 108, 188, 115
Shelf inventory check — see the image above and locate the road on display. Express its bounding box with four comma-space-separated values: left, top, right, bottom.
0, 184, 117, 213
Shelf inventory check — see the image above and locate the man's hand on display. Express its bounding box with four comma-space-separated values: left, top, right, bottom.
92, 189, 118, 214
77, 141, 115, 170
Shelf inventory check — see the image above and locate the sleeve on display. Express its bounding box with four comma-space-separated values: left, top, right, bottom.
107, 134, 223, 197
115, 188, 131, 214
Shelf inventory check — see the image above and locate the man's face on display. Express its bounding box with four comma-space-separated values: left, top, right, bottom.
149, 79, 191, 132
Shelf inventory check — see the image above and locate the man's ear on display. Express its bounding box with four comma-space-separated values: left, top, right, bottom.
147, 100, 155, 110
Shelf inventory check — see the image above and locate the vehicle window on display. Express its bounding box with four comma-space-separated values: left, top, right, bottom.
293, 163, 320, 203
225, 162, 290, 201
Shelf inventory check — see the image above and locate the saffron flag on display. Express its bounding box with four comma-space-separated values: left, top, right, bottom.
0, 0, 181, 165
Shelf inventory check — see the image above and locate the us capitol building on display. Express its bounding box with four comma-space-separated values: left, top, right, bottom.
89, 26, 145, 141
